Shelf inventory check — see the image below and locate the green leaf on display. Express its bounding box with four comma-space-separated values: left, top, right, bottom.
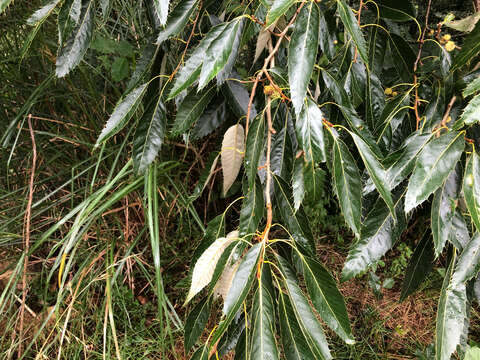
198, 19, 243, 89
465, 346, 480, 360
211, 243, 262, 345
192, 99, 226, 139
0, 0, 13, 13
452, 21, 480, 71
251, 266, 280, 360
153, 0, 170, 25
168, 24, 225, 99
245, 115, 266, 189
278, 291, 317, 360
400, 232, 435, 301
217, 20, 244, 85
266, 0, 297, 27
157, 0, 197, 44
271, 125, 294, 180
288, 2, 319, 115
58, 0, 81, 46
184, 297, 211, 352
273, 175, 315, 255
96, 83, 149, 146
55, 0, 94, 78
296, 99, 326, 165
463, 77, 480, 97
460, 94, 480, 126
276, 255, 332, 360
171, 87, 215, 137
224, 75, 257, 119
239, 178, 264, 239
351, 132, 395, 219
336, 0, 368, 65
435, 255, 468, 360
431, 168, 461, 256
374, 0, 415, 22
388, 33, 415, 82
342, 192, 406, 281
365, 72, 386, 130
332, 134, 362, 238
133, 97, 166, 174
190, 345, 209, 360
464, 152, 480, 232
302, 257, 354, 344
111, 57, 129, 82
452, 233, 480, 285
448, 210, 471, 252
126, 43, 159, 92
405, 131, 465, 213
28, 0, 62, 26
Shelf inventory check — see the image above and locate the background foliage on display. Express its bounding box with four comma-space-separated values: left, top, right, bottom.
3, 0, 480, 359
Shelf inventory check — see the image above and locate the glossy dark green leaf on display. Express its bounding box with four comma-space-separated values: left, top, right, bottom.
251, 266, 280, 360
423, 82, 445, 131
278, 291, 317, 360
375, 89, 412, 138
171, 87, 215, 137
184, 297, 211, 352
342, 192, 406, 282
296, 98, 326, 165
55, 0, 94, 78
266, 0, 297, 27
318, 9, 335, 60
351, 131, 395, 219
210, 243, 262, 345
126, 43, 159, 92
133, 97, 166, 174
96, 83, 149, 146
431, 168, 461, 256
288, 2, 319, 115
374, 0, 415, 22
435, 256, 468, 360
273, 175, 315, 255
224, 76, 257, 119
302, 257, 354, 344
405, 131, 465, 213
365, 72, 385, 130
388, 33, 415, 82
192, 99, 226, 139
276, 255, 332, 360
190, 345, 208, 360
367, 25, 387, 76
271, 126, 293, 180
452, 233, 480, 285
156, 0, 197, 44
239, 178, 264, 239
189, 152, 219, 202
245, 115, 266, 189
460, 94, 480, 126
153, 0, 169, 25
303, 162, 324, 205
452, 22, 480, 71
217, 20, 244, 85
58, 0, 81, 46
400, 232, 435, 301
463, 77, 480, 97
448, 210, 471, 252
337, 0, 368, 65
464, 153, 480, 232
332, 134, 362, 238
168, 24, 226, 99
199, 19, 243, 89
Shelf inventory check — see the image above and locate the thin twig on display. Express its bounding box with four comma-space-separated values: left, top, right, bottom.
436, 96, 457, 137
245, 1, 305, 137
18, 114, 37, 358
353, 0, 364, 63
414, 0, 432, 130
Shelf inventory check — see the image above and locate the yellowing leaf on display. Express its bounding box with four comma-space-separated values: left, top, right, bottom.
186, 230, 239, 303
221, 124, 245, 195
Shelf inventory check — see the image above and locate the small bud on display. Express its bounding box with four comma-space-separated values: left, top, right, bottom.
333, 40, 338, 45
445, 40, 456, 52
384, 87, 393, 95
442, 34, 451, 41
392, 91, 398, 97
